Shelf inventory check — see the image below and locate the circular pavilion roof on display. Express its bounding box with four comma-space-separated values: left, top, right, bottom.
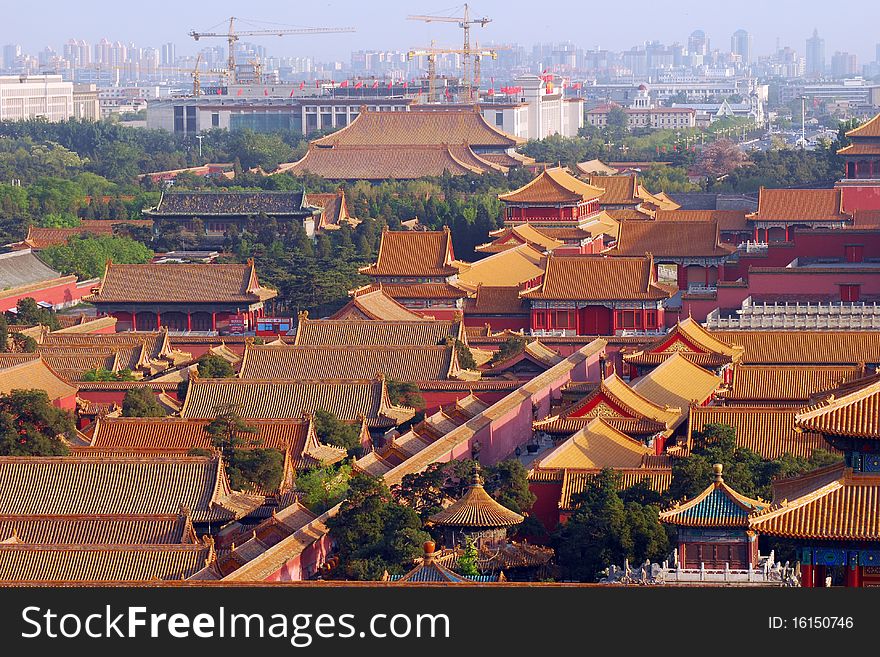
428, 482, 524, 528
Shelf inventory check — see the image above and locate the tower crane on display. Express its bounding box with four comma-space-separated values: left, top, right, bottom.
189, 16, 354, 85
407, 43, 500, 103
407, 4, 491, 102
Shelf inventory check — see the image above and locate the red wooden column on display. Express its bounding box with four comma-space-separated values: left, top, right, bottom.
131, 312, 138, 331
814, 565, 827, 587
846, 561, 860, 587
156, 312, 161, 329
186, 313, 192, 331
800, 563, 813, 587
754, 226, 759, 241
211, 312, 217, 331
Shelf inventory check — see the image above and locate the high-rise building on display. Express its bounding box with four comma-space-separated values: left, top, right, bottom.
64, 39, 91, 68
161, 42, 176, 67
0, 74, 73, 121
806, 28, 825, 76
731, 29, 752, 65
688, 30, 709, 56
2, 44, 22, 70
831, 51, 858, 77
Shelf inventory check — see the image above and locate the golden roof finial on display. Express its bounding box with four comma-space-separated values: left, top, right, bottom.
712, 463, 724, 484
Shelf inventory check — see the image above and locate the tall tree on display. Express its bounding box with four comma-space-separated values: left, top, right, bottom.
326, 473, 430, 581
0, 390, 73, 456
121, 386, 167, 417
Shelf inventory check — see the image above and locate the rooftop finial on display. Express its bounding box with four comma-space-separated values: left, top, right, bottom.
713, 463, 724, 484
423, 541, 436, 561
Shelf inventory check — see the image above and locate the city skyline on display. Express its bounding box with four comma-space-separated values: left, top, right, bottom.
5, 0, 880, 65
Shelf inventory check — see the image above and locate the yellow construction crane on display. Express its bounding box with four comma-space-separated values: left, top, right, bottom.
407, 42, 499, 103
407, 4, 491, 102
189, 16, 354, 85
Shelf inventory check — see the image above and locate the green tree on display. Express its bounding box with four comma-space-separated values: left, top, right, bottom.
326, 473, 431, 580
386, 379, 426, 409
483, 459, 536, 514
552, 468, 668, 581
40, 235, 153, 279
488, 335, 527, 365
456, 537, 480, 576
313, 409, 362, 453
392, 462, 451, 521
83, 367, 136, 382
296, 463, 353, 513
121, 386, 167, 417
196, 353, 235, 378
204, 402, 283, 491
451, 338, 477, 370
14, 297, 59, 330
0, 389, 73, 456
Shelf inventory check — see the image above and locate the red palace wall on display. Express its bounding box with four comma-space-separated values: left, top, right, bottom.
418, 390, 510, 416
76, 388, 179, 408
265, 532, 334, 582
0, 278, 91, 312
840, 185, 880, 212
409, 308, 461, 321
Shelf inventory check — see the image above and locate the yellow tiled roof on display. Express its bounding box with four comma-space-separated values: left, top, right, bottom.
428, 481, 524, 528
0, 512, 197, 545
608, 219, 736, 258
520, 255, 673, 301
329, 289, 425, 321
457, 243, 546, 289
537, 418, 655, 469
720, 365, 866, 403
721, 331, 880, 365
631, 353, 722, 429
795, 377, 880, 438
747, 187, 849, 223
360, 228, 459, 277
0, 357, 77, 401
498, 167, 605, 204
294, 317, 460, 346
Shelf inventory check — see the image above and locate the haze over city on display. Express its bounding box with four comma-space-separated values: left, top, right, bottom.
5, 0, 880, 62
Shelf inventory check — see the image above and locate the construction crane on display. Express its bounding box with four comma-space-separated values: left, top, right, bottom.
407, 4, 491, 102
189, 16, 354, 85
407, 42, 499, 103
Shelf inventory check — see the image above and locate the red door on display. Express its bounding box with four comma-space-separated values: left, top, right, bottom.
578, 306, 612, 335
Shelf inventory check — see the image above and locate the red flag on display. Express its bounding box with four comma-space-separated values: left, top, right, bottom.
216, 87, 221, 94
289, 88, 295, 98
237, 88, 243, 96
299, 81, 305, 90
372, 80, 379, 89
403, 81, 408, 88
264, 88, 268, 96
387, 80, 392, 89
340, 80, 348, 88
354, 80, 363, 89
487, 88, 494, 96
315, 80, 320, 88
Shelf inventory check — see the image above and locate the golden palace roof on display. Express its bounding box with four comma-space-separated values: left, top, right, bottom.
795, 377, 880, 439
660, 464, 765, 527
20, 220, 154, 250
0, 357, 77, 401
457, 244, 546, 290
0, 543, 212, 583
86, 416, 345, 469
718, 365, 867, 404
86, 260, 276, 304
360, 227, 459, 278
238, 344, 461, 382
607, 220, 736, 258
0, 456, 262, 523
428, 478, 524, 528
498, 167, 605, 204
537, 418, 657, 470
293, 316, 461, 346
285, 143, 507, 179
180, 377, 414, 427
562, 372, 681, 429
463, 285, 528, 316
688, 406, 834, 460
587, 173, 659, 206
720, 331, 880, 366
747, 187, 850, 223
623, 317, 743, 368
0, 513, 197, 545
749, 463, 880, 540
654, 209, 749, 231
358, 282, 468, 300
631, 353, 722, 429
329, 288, 426, 321
520, 254, 674, 301
313, 107, 523, 148
843, 112, 880, 139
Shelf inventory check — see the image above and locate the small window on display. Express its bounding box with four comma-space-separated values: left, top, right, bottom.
211, 112, 220, 127
495, 112, 504, 126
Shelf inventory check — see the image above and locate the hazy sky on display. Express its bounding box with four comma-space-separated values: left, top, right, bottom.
5, 0, 880, 63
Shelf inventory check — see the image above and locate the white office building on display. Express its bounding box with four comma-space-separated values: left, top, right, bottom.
0, 75, 74, 122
